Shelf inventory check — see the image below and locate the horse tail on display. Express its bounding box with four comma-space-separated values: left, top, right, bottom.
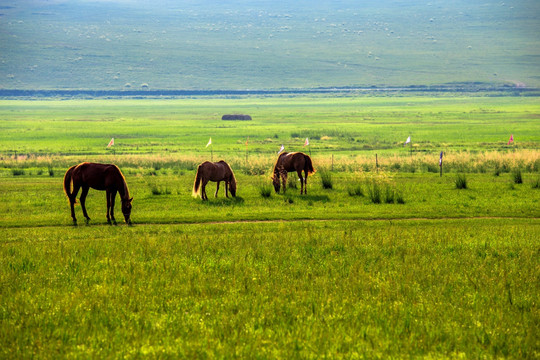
192, 165, 203, 197
305, 154, 315, 174
63, 165, 77, 203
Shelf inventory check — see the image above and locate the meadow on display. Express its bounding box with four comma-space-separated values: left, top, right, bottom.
0, 95, 539, 358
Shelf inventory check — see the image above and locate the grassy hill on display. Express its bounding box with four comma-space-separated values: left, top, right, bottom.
1, 0, 539, 90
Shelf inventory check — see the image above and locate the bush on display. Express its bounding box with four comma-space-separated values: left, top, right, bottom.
48, 166, 55, 177
455, 174, 468, 189
320, 171, 333, 189
11, 169, 25, 176
512, 169, 523, 184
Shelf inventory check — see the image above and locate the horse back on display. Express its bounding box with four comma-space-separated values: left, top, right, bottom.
73, 162, 123, 190
279, 152, 305, 172
199, 161, 233, 181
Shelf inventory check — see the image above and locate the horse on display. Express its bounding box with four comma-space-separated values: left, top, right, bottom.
63, 162, 133, 225
192, 160, 237, 201
272, 152, 315, 194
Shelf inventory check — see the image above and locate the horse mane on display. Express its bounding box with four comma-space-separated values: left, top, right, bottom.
272, 152, 289, 175
220, 160, 237, 186
112, 164, 130, 200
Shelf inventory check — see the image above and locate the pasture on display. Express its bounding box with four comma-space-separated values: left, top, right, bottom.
0, 95, 539, 358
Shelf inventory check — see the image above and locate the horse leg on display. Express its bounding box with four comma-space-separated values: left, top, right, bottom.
80, 186, 90, 224
70, 184, 81, 225
215, 181, 220, 198
109, 190, 117, 225
281, 171, 288, 193
201, 179, 209, 201
225, 180, 229, 198
297, 170, 304, 194
304, 171, 308, 194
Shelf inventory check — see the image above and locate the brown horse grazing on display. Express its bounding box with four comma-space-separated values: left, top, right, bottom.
63, 162, 133, 225
272, 152, 315, 194
192, 160, 237, 201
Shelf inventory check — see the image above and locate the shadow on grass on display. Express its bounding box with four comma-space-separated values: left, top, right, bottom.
201, 196, 245, 206
280, 193, 331, 203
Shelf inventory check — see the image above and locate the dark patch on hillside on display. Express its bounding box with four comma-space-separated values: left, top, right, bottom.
222, 114, 252, 121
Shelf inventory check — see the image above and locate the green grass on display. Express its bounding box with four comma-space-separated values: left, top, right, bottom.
1, 219, 538, 358
1, 171, 539, 228
0, 96, 539, 159
0, 96, 538, 358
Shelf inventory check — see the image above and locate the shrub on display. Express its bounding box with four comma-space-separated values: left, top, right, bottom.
48, 166, 54, 177
320, 171, 333, 189
532, 177, 540, 189
512, 169, 523, 184
11, 169, 25, 176
455, 174, 468, 189
396, 192, 405, 204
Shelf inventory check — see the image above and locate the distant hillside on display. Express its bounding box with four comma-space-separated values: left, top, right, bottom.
1, 0, 539, 90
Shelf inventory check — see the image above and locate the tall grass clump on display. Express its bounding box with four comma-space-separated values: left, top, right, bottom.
367, 180, 382, 204
347, 184, 364, 197
150, 185, 171, 195
287, 176, 298, 190
258, 184, 272, 198
532, 177, 540, 189
396, 191, 405, 204
320, 170, 333, 189
384, 185, 395, 204
11, 169, 25, 176
512, 168, 523, 184
455, 174, 468, 189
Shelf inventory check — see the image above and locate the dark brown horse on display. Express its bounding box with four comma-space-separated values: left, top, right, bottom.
63, 162, 133, 225
193, 160, 237, 201
272, 152, 315, 194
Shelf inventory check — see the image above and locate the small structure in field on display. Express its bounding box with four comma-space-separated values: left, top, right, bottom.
222, 114, 252, 121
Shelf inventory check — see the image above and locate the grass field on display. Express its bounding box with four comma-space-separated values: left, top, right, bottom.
0, 95, 539, 358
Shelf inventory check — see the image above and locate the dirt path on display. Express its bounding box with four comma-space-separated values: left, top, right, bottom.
3, 216, 539, 231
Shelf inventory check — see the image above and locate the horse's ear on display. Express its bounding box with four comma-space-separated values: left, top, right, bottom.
129, 197, 133, 202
